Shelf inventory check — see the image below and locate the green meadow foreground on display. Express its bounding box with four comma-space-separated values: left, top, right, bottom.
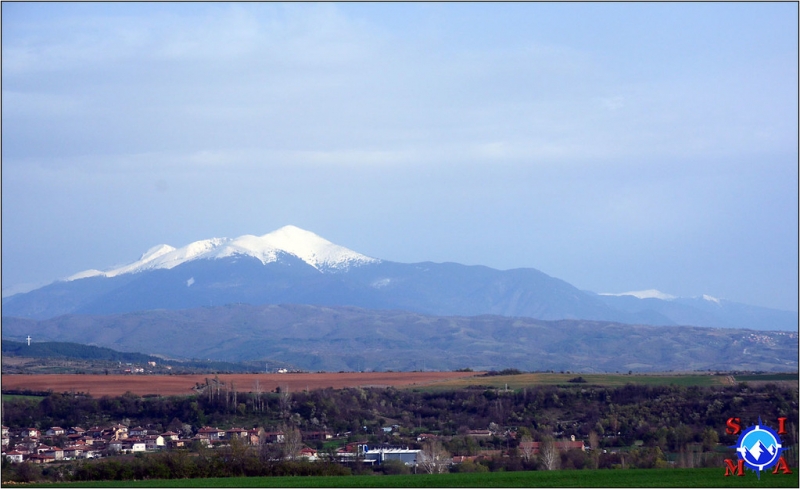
21, 468, 800, 488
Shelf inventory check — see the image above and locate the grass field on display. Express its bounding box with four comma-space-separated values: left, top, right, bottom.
1, 394, 46, 403
733, 373, 798, 382
416, 373, 733, 391
20, 468, 799, 488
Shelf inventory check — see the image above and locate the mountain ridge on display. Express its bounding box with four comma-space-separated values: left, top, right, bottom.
2, 303, 796, 372
2, 226, 796, 331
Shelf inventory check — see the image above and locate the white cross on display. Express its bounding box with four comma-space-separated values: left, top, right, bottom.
26, 335, 31, 346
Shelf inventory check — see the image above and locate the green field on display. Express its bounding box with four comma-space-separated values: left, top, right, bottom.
1, 394, 45, 403
20, 468, 799, 488
417, 373, 734, 391
733, 373, 798, 382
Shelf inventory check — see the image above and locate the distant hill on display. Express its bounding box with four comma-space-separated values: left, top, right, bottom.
1, 339, 287, 374
2, 339, 163, 363
3, 304, 796, 373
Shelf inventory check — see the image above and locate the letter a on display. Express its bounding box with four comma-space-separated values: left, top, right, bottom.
724, 459, 744, 476
772, 456, 792, 475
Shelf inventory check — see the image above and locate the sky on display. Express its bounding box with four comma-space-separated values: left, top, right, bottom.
2, 2, 798, 312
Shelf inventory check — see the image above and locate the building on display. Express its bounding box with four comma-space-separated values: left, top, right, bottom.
4, 451, 26, 463
45, 427, 66, 437
364, 447, 420, 466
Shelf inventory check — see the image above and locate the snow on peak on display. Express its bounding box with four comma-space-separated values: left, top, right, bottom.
703, 294, 721, 304
256, 225, 377, 270
65, 226, 379, 281
599, 289, 676, 300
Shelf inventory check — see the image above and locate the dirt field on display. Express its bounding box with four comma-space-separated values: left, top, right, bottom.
0, 371, 482, 397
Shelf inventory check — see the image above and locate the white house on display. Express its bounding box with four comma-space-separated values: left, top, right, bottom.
144, 435, 165, 450
126, 440, 147, 452
4, 451, 26, 463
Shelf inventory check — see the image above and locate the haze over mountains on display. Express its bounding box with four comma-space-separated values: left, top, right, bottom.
3, 304, 796, 372
3, 226, 796, 332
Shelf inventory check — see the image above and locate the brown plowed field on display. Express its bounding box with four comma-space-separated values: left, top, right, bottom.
1, 371, 482, 397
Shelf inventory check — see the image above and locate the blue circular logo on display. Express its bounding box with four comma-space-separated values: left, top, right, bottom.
734, 420, 783, 477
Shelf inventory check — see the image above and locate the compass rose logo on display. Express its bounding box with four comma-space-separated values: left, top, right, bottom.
732, 418, 784, 478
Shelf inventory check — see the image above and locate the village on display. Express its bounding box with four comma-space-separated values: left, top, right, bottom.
1, 421, 585, 470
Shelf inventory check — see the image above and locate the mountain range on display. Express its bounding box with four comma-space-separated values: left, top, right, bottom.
3, 226, 796, 331
2, 303, 796, 372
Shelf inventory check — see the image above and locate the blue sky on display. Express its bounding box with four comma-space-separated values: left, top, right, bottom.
2, 2, 797, 311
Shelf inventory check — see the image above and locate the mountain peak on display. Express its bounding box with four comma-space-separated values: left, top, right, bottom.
65, 226, 378, 281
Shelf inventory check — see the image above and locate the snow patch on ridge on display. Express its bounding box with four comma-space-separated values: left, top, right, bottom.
65, 225, 379, 281
599, 289, 676, 300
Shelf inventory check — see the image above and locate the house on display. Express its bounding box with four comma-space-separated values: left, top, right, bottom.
16, 438, 39, 452
84, 448, 103, 459
299, 447, 319, 461
43, 447, 65, 460
67, 433, 85, 442
263, 431, 285, 443
144, 435, 165, 450
21, 428, 40, 439
45, 427, 66, 437
225, 428, 249, 441
129, 426, 148, 437
81, 437, 98, 446
62, 446, 84, 460
190, 435, 211, 447
125, 440, 147, 452
417, 433, 438, 442
4, 450, 26, 463
109, 424, 129, 440
35, 444, 55, 454
466, 430, 493, 438
166, 439, 187, 449
196, 427, 225, 441
68, 427, 86, 435
161, 431, 180, 441
303, 431, 333, 441
28, 454, 56, 464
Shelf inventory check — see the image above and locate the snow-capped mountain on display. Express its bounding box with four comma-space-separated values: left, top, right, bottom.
594, 289, 797, 331
2, 226, 797, 331
68, 225, 378, 280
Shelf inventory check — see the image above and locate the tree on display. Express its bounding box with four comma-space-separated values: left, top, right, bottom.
519, 434, 535, 463
539, 436, 560, 471
278, 385, 292, 419
701, 427, 719, 452
418, 440, 450, 474
278, 423, 302, 461
588, 430, 600, 469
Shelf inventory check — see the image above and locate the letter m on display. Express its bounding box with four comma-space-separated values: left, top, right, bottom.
724, 459, 745, 476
